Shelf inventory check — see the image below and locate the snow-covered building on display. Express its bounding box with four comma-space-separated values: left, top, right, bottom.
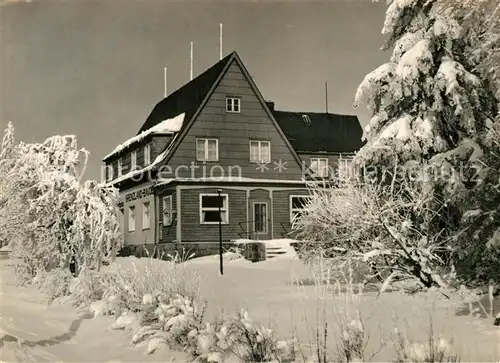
103, 51, 363, 251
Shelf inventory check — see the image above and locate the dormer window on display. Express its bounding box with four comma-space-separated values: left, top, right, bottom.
131, 151, 137, 171
338, 156, 354, 179
226, 97, 240, 113
310, 158, 328, 178
144, 144, 151, 166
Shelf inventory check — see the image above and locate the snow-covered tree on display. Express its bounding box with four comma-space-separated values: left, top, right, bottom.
0, 124, 123, 279
428, 0, 500, 282
354, 0, 497, 168
0, 121, 15, 160
436, 0, 499, 93
295, 0, 500, 288
354, 0, 499, 275
0, 122, 17, 248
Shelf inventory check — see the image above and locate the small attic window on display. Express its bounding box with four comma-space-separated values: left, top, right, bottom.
226, 97, 241, 113
302, 114, 311, 125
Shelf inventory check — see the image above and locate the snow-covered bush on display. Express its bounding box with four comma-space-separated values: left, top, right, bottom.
0, 123, 123, 281
392, 328, 459, 363
66, 270, 105, 308
295, 175, 455, 290
97, 258, 286, 362
213, 309, 280, 362
33, 268, 74, 300
99, 257, 200, 313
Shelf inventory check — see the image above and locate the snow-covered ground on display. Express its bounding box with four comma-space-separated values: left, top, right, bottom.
1, 249, 499, 362
0, 259, 188, 362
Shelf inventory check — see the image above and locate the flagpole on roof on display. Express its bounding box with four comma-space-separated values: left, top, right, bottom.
190, 42, 194, 81
325, 81, 329, 114
164, 66, 168, 98
219, 23, 223, 60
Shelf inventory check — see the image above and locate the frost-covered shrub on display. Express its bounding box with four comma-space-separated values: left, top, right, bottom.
67, 270, 105, 307
393, 330, 459, 363
214, 309, 280, 362
295, 177, 456, 290
338, 318, 365, 363
128, 292, 206, 355
99, 257, 200, 313
34, 268, 74, 300
122, 288, 284, 362
157, 294, 207, 349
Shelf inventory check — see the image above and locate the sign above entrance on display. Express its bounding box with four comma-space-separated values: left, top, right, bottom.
125, 186, 154, 203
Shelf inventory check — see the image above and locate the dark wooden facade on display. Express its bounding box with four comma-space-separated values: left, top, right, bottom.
103, 51, 363, 248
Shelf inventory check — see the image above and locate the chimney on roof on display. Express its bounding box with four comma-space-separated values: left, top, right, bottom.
266, 101, 275, 111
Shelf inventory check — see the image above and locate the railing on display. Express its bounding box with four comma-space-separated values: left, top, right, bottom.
158, 213, 177, 242
237, 219, 271, 240
280, 222, 291, 238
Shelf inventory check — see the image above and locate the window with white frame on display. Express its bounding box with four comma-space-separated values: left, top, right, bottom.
162, 195, 173, 225
142, 201, 151, 230
290, 195, 312, 225
200, 194, 228, 224
117, 158, 123, 177
249, 141, 271, 163
131, 151, 137, 171
338, 156, 354, 179
226, 97, 240, 113
196, 138, 218, 162
128, 206, 136, 232
144, 144, 151, 166
310, 158, 329, 178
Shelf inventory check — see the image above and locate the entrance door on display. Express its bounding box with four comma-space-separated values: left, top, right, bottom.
253, 202, 268, 235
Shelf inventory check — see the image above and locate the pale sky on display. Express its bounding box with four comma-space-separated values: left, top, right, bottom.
1, 0, 388, 181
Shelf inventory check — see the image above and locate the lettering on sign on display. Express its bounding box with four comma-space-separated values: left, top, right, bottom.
125, 186, 154, 203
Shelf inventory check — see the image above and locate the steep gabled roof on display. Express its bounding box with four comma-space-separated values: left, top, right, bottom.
160, 51, 305, 170
137, 52, 233, 134
271, 110, 365, 153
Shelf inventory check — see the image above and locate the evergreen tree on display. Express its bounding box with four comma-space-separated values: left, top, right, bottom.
354, 0, 497, 169
295, 0, 499, 288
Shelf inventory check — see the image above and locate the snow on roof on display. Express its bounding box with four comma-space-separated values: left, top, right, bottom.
155, 177, 311, 186
103, 113, 185, 161
105, 133, 180, 187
